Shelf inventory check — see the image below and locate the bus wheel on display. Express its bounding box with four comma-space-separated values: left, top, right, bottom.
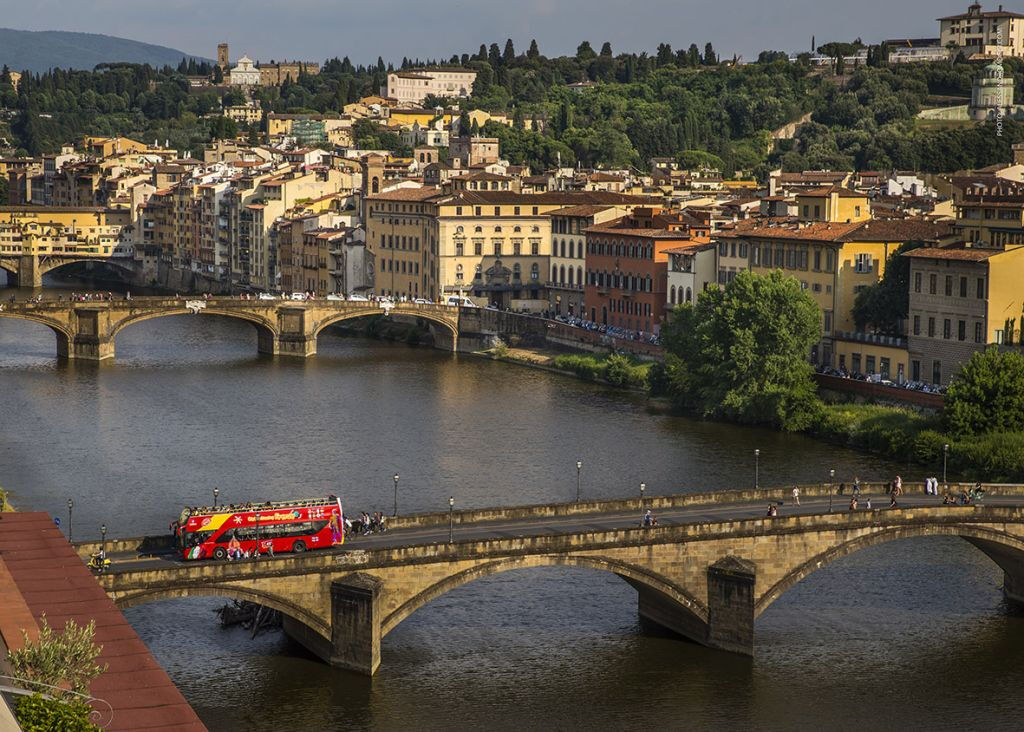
292, 540, 306, 553
213, 546, 227, 560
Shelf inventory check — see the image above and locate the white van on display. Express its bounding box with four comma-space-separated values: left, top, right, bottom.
445, 295, 477, 308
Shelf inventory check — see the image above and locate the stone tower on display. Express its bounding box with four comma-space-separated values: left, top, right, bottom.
217, 43, 230, 70
970, 60, 1015, 121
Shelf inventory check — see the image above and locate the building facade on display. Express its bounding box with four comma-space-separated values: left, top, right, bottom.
384, 68, 478, 105
940, 3, 1024, 58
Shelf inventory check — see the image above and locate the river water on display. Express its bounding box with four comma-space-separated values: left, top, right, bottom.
1, 283, 1021, 731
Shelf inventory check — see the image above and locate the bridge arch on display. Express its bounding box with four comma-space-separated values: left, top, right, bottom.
38, 257, 137, 279
311, 307, 459, 350
114, 583, 330, 641
755, 523, 1024, 618
381, 553, 707, 637
0, 309, 75, 355
109, 307, 280, 347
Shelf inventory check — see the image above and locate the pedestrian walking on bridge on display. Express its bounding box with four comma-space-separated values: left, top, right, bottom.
792, 487, 800, 506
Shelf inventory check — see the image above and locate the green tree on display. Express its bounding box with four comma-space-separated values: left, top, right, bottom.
527, 40, 541, 60
851, 240, 925, 334
8, 617, 107, 697
15, 695, 100, 732
576, 41, 597, 61
945, 349, 1024, 437
661, 270, 823, 430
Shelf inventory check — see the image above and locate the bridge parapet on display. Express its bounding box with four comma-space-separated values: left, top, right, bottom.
0, 298, 461, 361
94, 504, 1024, 675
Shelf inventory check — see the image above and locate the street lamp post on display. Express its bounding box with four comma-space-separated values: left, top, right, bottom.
576, 461, 582, 503
639, 482, 646, 522
393, 473, 400, 517
829, 469, 835, 513
448, 496, 454, 544
100, 524, 107, 558
67, 499, 74, 543
754, 449, 760, 490
213, 487, 219, 509
943, 443, 950, 486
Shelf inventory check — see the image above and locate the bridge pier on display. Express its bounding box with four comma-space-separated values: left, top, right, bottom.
328, 574, 384, 676
705, 556, 756, 656
963, 537, 1024, 610
15, 255, 42, 289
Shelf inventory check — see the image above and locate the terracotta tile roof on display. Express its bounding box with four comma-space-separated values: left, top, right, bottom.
662, 242, 717, 254
902, 244, 1002, 261
546, 204, 617, 217
836, 219, 952, 242
0, 513, 206, 731
797, 186, 867, 198
939, 8, 1024, 20
366, 186, 441, 202
719, 221, 864, 242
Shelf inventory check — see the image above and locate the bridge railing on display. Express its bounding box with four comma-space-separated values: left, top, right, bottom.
74, 481, 1024, 555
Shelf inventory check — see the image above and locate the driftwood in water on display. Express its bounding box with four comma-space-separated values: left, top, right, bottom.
215, 600, 282, 637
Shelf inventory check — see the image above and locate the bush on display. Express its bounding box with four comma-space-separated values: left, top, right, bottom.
15, 694, 100, 732
952, 432, 1024, 482
945, 348, 1024, 437
551, 353, 650, 390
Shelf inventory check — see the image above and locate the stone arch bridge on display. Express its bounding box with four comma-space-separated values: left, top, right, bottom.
0, 252, 139, 289
0, 297, 462, 359
87, 499, 1024, 675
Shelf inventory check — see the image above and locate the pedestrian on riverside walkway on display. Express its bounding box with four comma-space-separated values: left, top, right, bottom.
866, 498, 873, 510
792, 487, 801, 506
853, 477, 861, 498
889, 492, 898, 509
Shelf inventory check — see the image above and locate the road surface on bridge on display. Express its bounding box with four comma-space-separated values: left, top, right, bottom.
102, 492, 1024, 573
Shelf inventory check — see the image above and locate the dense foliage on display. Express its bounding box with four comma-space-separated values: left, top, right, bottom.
552, 353, 651, 390
852, 240, 925, 335
4, 43, 1024, 174
7, 616, 106, 696
14, 694, 100, 732
659, 270, 822, 431
944, 348, 1024, 438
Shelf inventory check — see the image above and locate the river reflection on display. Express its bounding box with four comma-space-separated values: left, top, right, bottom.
1, 289, 1019, 731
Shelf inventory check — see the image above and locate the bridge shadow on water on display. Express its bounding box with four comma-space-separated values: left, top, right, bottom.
125, 537, 1024, 731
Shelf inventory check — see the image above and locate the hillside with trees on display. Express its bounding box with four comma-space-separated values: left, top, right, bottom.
3, 38, 1024, 176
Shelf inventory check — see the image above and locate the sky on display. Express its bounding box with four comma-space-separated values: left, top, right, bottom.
0, 0, 989, 65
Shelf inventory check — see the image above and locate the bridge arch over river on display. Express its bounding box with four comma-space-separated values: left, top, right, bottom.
88, 496, 1024, 676
0, 297, 462, 359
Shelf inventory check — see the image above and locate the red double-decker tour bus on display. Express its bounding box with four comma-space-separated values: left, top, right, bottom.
175, 496, 344, 561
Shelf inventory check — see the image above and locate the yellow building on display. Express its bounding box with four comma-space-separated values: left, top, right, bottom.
906, 242, 1024, 384
388, 108, 456, 129
365, 188, 651, 305
795, 187, 871, 223
721, 219, 950, 369
0, 206, 132, 259
949, 176, 1024, 247
364, 187, 441, 299
940, 3, 1024, 59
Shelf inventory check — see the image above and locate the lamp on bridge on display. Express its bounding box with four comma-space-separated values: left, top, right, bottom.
576, 460, 583, 503
943, 443, 950, 487
393, 473, 400, 518
754, 449, 760, 490
100, 524, 107, 557
639, 481, 646, 503
829, 469, 835, 513
213, 487, 219, 509
448, 496, 455, 544
67, 498, 74, 543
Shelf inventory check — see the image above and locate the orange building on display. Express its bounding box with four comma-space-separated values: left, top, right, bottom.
584, 207, 709, 334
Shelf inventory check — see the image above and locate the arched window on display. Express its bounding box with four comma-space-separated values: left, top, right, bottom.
513, 226, 522, 232
494, 226, 502, 233
560, 265, 566, 284
670, 285, 677, 304
371, 177, 379, 193
552, 265, 559, 282
474, 226, 482, 233
569, 240, 575, 258
568, 267, 574, 286
531, 263, 539, 280
456, 226, 464, 234
513, 263, 521, 280
577, 266, 583, 287
646, 275, 652, 293
686, 287, 692, 303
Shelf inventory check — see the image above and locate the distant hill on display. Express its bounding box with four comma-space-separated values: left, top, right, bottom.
0, 28, 208, 74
